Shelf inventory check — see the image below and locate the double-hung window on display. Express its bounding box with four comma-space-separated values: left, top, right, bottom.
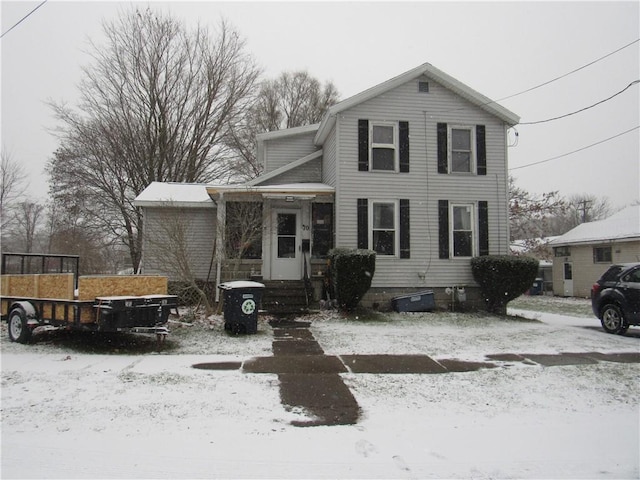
593, 246, 612, 263
371, 201, 397, 255
438, 123, 485, 175
451, 204, 474, 257
371, 123, 397, 171
450, 126, 474, 173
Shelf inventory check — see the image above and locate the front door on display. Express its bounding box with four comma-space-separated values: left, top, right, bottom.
272, 209, 301, 280
563, 262, 573, 297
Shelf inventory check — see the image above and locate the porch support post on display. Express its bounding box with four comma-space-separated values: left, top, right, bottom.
215, 192, 225, 303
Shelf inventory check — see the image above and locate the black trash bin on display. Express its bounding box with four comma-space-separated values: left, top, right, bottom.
529, 278, 543, 296
218, 281, 265, 334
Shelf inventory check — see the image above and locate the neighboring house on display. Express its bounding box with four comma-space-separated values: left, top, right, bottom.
549, 205, 640, 297
134, 63, 520, 310
510, 237, 558, 293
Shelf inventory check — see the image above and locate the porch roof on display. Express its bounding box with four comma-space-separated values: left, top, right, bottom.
205, 182, 334, 200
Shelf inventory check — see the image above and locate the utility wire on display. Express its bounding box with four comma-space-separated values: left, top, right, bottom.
520, 80, 640, 125
1, 1, 48, 39
509, 126, 639, 171
496, 38, 640, 103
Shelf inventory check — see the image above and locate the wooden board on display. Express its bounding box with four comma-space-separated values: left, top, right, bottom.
0, 274, 74, 300
77, 276, 168, 301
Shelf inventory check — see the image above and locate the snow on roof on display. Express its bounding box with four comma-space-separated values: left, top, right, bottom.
549, 205, 640, 246
206, 182, 334, 196
133, 182, 216, 208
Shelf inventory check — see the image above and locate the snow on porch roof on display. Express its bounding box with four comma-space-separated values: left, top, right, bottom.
133, 182, 217, 208
205, 183, 335, 198
134, 182, 335, 207
549, 205, 640, 246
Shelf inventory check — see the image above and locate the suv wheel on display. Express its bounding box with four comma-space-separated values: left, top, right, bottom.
600, 304, 629, 335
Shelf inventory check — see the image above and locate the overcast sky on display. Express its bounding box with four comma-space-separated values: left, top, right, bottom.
2, 1, 639, 211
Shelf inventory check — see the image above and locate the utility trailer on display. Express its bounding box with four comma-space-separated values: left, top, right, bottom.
1, 253, 177, 344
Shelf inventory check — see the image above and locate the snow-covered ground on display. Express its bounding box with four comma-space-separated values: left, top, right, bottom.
2, 297, 638, 479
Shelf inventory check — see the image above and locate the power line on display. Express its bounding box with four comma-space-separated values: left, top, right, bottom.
0, 1, 48, 39
509, 126, 639, 171
496, 38, 640, 103
520, 80, 640, 125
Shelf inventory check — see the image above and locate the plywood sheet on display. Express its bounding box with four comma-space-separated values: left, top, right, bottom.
36, 274, 74, 300
77, 276, 168, 301
1, 275, 37, 297
0, 274, 74, 300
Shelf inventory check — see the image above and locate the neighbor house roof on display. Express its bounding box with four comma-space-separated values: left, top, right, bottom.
549, 205, 640, 246
314, 62, 521, 145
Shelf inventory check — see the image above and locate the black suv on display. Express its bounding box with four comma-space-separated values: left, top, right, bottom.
591, 262, 640, 334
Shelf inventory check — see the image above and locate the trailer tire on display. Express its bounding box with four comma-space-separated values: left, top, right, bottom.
8, 307, 32, 343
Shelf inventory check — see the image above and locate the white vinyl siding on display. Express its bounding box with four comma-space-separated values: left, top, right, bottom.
331, 76, 510, 288
262, 131, 318, 174
259, 157, 323, 185
142, 207, 216, 280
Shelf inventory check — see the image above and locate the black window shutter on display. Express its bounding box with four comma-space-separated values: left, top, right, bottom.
400, 199, 410, 258
357, 199, 368, 249
476, 125, 486, 175
478, 201, 489, 256
399, 121, 410, 173
358, 120, 369, 171
437, 123, 448, 174
438, 200, 449, 259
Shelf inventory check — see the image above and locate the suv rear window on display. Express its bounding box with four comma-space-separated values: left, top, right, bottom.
600, 266, 624, 282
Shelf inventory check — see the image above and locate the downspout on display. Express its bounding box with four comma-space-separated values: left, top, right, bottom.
215, 192, 225, 303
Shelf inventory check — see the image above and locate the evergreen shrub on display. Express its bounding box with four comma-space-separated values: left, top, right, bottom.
471, 255, 539, 314
328, 248, 376, 312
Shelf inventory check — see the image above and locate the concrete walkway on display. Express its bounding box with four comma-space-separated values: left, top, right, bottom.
192, 318, 640, 427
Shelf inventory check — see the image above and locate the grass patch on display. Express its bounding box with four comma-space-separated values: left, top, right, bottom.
509, 295, 593, 318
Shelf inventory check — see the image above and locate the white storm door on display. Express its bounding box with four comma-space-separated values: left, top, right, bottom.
272, 210, 301, 280
563, 262, 573, 297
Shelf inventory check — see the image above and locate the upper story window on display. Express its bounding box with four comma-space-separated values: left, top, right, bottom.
438, 123, 486, 175
554, 246, 570, 257
450, 127, 475, 173
371, 123, 397, 171
358, 119, 410, 173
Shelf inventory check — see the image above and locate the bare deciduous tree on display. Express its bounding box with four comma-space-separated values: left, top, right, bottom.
226, 71, 340, 179
509, 176, 566, 258
224, 201, 263, 277
550, 193, 613, 233
10, 201, 45, 254
47, 8, 260, 272
0, 147, 28, 233
144, 204, 215, 314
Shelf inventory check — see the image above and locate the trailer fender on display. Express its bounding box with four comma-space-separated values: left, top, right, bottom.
7, 302, 37, 343
8, 301, 39, 326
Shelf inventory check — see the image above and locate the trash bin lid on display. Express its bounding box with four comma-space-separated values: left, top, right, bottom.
218, 280, 265, 290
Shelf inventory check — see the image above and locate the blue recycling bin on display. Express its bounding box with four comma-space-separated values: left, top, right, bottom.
218, 281, 264, 334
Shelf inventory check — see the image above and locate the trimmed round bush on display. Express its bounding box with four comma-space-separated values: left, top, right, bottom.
328, 248, 376, 312
471, 255, 539, 314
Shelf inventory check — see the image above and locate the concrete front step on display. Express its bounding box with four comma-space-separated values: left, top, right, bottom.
261, 280, 309, 315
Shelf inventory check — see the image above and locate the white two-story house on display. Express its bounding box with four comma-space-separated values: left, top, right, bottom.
135, 62, 519, 310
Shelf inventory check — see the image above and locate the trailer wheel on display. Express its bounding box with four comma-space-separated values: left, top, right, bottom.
8, 307, 32, 343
